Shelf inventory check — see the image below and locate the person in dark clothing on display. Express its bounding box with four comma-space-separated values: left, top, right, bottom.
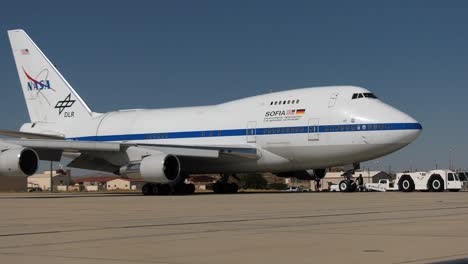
315, 179, 321, 192
357, 174, 364, 191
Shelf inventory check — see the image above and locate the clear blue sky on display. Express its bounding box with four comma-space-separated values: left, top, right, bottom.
1, 1, 467, 173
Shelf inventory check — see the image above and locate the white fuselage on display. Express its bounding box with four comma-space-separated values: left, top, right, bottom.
21, 86, 422, 174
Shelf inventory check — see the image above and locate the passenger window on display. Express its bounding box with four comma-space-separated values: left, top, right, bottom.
287, 100, 291, 104
448, 173, 454, 181
274, 101, 278, 105
270, 102, 273, 105
283, 100, 286, 104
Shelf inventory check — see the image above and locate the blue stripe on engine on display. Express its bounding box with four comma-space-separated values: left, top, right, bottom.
68, 122, 422, 142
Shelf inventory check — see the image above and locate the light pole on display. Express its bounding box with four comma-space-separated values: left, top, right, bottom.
50, 161, 53, 193
449, 148, 453, 170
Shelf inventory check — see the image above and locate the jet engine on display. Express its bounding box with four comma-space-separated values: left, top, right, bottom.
310, 169, 327, 180
120, 154, 182, 184
0, 147, 39, 177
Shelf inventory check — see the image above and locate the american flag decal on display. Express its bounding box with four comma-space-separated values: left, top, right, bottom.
20, 49, 29, 55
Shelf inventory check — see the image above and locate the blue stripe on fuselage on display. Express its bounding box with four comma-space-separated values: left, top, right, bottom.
67, 122, 422, 142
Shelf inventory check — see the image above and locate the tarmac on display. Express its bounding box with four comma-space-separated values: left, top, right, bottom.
0, 192, 467, 264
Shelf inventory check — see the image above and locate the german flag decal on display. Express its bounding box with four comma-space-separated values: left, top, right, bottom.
296, 109, 306, 115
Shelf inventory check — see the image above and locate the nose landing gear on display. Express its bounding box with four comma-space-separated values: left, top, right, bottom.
338, 172, 357, 192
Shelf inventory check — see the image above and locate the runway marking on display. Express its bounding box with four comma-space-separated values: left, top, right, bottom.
0, 205, 467, 239
394, 254, 468, 264
0, 251, 173, 264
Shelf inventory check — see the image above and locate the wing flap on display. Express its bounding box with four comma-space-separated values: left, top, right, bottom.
4, 139, 121, 152
0, 129, 64, 139
131, 143, 259, 159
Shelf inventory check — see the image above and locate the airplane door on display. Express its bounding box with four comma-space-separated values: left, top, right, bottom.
328, 93, 338, 108
447, 173, 456, 189
246, 121, 257, 143
308, 118, 320, 141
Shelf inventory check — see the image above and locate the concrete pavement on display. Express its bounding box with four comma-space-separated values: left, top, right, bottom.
0, 192, 467, 264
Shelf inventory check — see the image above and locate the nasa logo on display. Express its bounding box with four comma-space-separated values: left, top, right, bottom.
23, 68, 55, 91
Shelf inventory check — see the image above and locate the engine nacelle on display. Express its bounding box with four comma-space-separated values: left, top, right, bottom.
0, 148, 39, 177
310, 169, 327, 180
120, 154, 182, 184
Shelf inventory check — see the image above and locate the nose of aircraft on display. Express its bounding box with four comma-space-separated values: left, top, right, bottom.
358, 100, 422, 144
403, 118, 422, 143
393, 109, 422, 144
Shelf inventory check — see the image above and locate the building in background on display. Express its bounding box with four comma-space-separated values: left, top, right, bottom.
74, 176, 120, 191
27, 170, 71, 192
187, 175, 217, 191
106, 178, 145, 191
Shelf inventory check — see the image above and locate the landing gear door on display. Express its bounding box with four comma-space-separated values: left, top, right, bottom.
308, 118, 320, 141
328, 93, 338, 108
246, 121, 257, 143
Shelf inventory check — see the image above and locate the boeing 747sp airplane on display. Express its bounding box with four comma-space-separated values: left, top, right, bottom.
0, 29, 422, 195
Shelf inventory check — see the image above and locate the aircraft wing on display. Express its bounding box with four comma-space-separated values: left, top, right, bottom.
1, 139, 258, 159
0, 133, 259, 172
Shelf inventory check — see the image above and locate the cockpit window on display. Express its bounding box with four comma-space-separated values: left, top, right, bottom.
460, 173, 468, 181
352, 93, 378, 100
364, 93, 378, 99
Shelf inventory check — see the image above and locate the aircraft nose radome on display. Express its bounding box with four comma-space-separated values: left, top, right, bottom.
406, 123, 422, 142
399, 113, 422, 144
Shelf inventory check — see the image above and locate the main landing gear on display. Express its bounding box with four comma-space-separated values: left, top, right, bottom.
141, 182, 195, 196
212, 174, 239, 194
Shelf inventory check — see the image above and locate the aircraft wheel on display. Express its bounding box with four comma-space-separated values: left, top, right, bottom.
151, 184, 160, 195
213, 182, 223, 194
173, 183, 185, 195
157, 184, 172, 195
185, 183, 195, 194
428, 175, 444, 192
225, 183, 238, 193
229, 183, 239, 193
142, 183, 154, 195
339, 180, 351, 192
398, 176, 415, 192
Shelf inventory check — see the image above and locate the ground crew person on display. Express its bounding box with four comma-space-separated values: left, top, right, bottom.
357, 174, 364, 191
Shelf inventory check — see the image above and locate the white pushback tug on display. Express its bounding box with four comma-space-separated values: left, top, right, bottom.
365, 170, 462, 192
